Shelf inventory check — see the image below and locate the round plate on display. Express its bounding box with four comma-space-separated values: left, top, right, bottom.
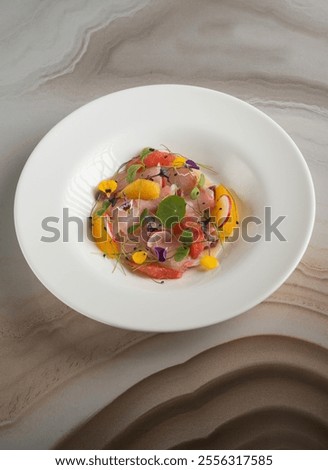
14, 85, 315, 332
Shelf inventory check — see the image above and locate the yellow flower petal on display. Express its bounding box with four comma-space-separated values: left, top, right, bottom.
200, 255, 219, 270
120, 179, 160, 200
97, 179, 118, 194
172, 155, 187, 168
132, 251, 147, 265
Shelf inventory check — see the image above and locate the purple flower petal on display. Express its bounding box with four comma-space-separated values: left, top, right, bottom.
154, 246, 167, 262
185, 159, 200, 169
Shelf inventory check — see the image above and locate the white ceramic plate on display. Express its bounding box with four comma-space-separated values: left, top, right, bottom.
14, 85, 315, 332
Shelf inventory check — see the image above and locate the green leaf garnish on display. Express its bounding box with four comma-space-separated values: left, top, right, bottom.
127, 164, 144, 183
96, 200, 110, 216
127, 225, 136, 234
190, 187, 200, 200
174, 246, 190, 262
127, 208, 149, 234
156, 195, 186, 228
139, 147, 154, 161
179, 229, 193, 244
140, 208, 149, 222
198, 173, 205, 188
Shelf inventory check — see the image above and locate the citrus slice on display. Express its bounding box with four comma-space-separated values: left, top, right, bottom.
92, 215, 118, 258
120, 178, 160, 200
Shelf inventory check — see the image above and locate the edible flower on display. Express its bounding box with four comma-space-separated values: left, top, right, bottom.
97, 179, 118, 194
185, 159, 200, 169
200, 255, 219, 270
172, 155, 187, 168
154, 246, 167, 262
132, 251, 148, 264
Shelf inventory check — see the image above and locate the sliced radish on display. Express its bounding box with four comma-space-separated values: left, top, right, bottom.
216, 194, 232, 228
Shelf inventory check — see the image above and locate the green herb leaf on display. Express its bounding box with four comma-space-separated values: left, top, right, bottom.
96, 200, 110, 216
127, 164, 144, 183
139, 147, 154, 160
127, 225, 137, 234
140, 208, 149, 222
127, 208, 149, 234
190, 187, 200, 200
174, 246, 190, 262
156, 195, 186, 228
179, 229, 193, 244
198, 173, 205, 188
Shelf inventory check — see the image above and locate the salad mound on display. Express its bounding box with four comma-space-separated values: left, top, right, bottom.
91, 148, 238, 280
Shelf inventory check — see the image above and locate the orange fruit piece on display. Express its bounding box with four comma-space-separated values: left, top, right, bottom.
92, 215, 118, 258
120, 178, 160, 200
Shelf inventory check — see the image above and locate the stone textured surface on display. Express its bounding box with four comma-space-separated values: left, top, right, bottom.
0, 0, 327, 449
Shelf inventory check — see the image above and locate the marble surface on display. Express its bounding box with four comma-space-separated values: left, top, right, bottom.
0, 0, 327, 450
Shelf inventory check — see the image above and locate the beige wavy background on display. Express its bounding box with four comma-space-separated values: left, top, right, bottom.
0, 0, 327, 449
